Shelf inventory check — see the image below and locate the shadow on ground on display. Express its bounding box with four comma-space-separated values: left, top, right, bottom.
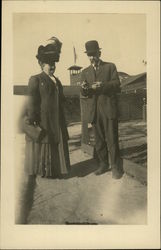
67, 159, 98, 178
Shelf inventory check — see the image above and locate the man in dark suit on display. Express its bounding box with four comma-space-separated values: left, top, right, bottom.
81, 40, 124, 179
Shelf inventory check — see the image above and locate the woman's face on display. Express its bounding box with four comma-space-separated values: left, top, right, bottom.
42, 63, 56, 76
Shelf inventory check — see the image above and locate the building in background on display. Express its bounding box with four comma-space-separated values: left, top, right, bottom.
68, 65, 82, 86
118, 72, 146, 121
68, 46, 82, 86
120, 72, 146, 93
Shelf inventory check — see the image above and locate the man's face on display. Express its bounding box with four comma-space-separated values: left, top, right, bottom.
88, 50, 100, 65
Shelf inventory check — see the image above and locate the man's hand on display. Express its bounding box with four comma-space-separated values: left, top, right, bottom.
92, 81, 104, 90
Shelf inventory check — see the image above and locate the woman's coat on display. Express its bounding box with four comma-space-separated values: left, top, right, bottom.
26, 71, 69, 144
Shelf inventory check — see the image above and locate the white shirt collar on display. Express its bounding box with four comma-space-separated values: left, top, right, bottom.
49, 75, 57, 83
92, 60, 101, 69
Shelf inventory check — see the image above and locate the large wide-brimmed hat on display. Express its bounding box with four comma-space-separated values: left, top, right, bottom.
47, 36, 62, 53
36, 37, 62, 63
84, 40, 101, 55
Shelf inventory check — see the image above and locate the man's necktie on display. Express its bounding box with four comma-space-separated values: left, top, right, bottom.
95, 64, 99, 71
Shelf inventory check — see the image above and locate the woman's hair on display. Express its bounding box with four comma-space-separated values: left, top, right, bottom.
38, 60, 44, 69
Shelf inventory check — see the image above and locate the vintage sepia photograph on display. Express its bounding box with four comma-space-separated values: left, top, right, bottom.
13, 12, 147, 225
1, 1, 160, 249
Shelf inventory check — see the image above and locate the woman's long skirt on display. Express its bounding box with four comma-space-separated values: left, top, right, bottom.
24, 129, 70, 178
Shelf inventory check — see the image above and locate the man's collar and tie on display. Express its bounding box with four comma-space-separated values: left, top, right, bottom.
92, 60, 101, 71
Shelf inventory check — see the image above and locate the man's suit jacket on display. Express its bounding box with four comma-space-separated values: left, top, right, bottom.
81, 60, 121, 123
24, 71, 69, 143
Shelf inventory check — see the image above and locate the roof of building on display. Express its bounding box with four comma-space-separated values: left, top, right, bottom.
121, 72, 146, 88
118, 72, 130, 77
68, 65, 82, 70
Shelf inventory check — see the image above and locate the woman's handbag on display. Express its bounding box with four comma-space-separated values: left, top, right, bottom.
22, 116, 45, 142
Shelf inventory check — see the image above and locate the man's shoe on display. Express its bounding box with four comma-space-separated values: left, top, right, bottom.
112, 170, 124, 179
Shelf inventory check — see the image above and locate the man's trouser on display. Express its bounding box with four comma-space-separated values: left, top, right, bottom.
92, 110, 123, 174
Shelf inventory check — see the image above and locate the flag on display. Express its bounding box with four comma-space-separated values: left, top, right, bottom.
73, 46, 77, 65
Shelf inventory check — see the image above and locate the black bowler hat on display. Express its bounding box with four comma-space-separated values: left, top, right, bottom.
84, 40, 101, 55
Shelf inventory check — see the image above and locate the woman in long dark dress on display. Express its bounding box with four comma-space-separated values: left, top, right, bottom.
24, 38, 70, 178
16, 38, 70, 224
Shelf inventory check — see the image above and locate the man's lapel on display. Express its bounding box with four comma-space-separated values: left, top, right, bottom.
87, 65, 96, 85
95, 60, 104, 78
86, 61, 104, 83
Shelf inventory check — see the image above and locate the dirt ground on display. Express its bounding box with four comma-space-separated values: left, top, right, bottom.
15, 121, 147, 225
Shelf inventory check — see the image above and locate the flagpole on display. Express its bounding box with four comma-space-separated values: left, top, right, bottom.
73, 46, 77, 65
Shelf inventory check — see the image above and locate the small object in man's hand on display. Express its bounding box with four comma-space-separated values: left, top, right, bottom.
81, 81, 89, 89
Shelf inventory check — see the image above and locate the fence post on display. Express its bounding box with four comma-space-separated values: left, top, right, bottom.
143, 97, 147, 121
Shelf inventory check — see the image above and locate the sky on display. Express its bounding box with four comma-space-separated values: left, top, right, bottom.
13, 13, 146, 85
